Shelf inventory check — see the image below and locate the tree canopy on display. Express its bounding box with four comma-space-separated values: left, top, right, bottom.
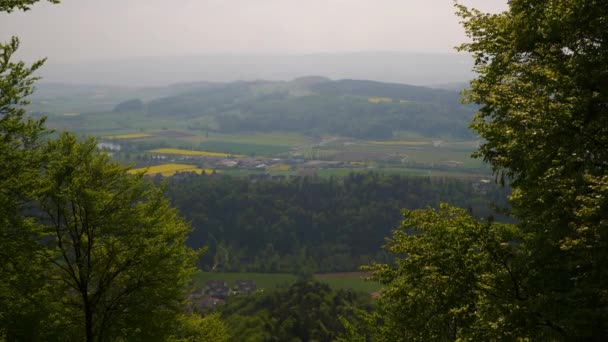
0, 34, 51, 341
458, 0, 608, 338
361, 1, 608, 340
37, 133, 198, 341
0, 2, 222, 340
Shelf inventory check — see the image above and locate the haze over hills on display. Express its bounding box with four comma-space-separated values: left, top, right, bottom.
32, 76, 476, 140
37, 52, 475, 87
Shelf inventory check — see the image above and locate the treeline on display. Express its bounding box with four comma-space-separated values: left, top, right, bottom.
164, 173, 509, 273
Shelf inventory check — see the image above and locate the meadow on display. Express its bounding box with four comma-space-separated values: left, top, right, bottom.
192, 272, 381, 293
148, 148, 243, 157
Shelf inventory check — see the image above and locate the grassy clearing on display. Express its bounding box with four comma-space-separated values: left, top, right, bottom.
191, 272, 381, 293
192, 272, 297, 290
148, 148, 244, 157
315, 275, 381, 293
198, 141, 290, 156
208, 132, 310, 146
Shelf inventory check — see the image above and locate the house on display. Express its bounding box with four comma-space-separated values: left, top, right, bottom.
204, 280, 230, 300
233, 280, 257, 295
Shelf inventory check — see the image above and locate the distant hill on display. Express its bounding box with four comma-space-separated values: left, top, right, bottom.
38, 52, 474, 87
144, 77, 475, 139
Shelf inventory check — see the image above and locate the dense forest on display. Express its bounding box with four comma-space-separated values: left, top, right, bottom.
218, 281, 374, 342
164, 173, 509, 273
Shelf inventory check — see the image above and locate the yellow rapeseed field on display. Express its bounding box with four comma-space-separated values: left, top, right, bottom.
148, 148, 244, 157
268, 164, 290, 171
128, 163, 220, 177
106, 133, 152, 139
368, 97, 393, 104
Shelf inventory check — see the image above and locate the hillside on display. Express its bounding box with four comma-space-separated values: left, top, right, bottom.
143, 77, 475, 139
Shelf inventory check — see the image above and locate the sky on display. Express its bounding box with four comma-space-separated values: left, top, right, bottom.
1, 0, 508, 63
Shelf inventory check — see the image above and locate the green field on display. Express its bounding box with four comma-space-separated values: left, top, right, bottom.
198, 140, 292, 156
192, 272, 297, 290
192, 272, 381, 293
314, 273, 382, 293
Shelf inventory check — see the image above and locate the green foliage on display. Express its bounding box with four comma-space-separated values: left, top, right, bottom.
367, 2, 608, 340
0, 2, 222, 341
220, 281, 374, 342
168, 313, 230, 342
37, 132, 198, 341
0, 0, 58, 12
363, 205, 541, 341
457, 0, 608, 338
0, 36, 51, 339
165, 173, 508, 273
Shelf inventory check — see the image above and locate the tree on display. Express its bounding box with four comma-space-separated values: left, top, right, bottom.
0, 0, 59, 13
458, 0, 608, 338
168, 313, 230, 342
0, 35, 52, 340
362, 2, 608, 340
0, 2, 214, 340
36, 133, 198, 341
363, 205, 536, 341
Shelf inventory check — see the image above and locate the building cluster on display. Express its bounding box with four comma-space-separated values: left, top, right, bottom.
187, 280, 257, 310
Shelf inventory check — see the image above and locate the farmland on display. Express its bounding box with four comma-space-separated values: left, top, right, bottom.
148, 148, 243, 158
128, 163, 218, 176
33, 79, 491, 179
106, 133, 152, 139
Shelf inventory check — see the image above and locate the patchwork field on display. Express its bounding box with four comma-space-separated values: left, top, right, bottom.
35, 87, 489, 178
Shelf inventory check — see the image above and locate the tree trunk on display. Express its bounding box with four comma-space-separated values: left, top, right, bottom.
84, 299, 94, 342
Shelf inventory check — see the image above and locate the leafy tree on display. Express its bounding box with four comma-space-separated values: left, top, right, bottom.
220, 281, 374, 342
0, 0, 59, 12
168, 313, 230, 342
363, 205, 537, 341
361, 2, 608, 340
0, 2, 218, 341
458, 0, 608, 338
0, 36, 51, 339
36, 132, 198, 341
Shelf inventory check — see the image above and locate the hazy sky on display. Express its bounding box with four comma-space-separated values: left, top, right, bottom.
1, 0, 508, 63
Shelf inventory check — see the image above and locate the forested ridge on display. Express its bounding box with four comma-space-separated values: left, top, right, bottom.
143, 78, 475, 139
